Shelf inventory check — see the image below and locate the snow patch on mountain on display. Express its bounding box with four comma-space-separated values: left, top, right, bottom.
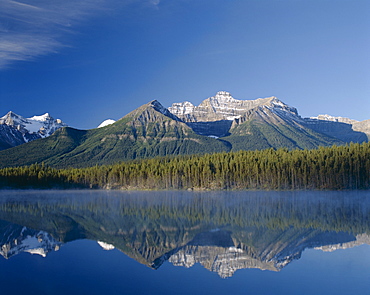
29, 113, 52, 122
314, 233, 370, 252
0, 227, 61, 259
0, 111, 68, 149
98, 119, 116, 128
169, 101, 195, 115
97, 241, 115, 250
310, 114, 358, 124
0, 111, 67, 139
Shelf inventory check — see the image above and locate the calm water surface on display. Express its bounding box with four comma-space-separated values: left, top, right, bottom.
0, 190, 369, 295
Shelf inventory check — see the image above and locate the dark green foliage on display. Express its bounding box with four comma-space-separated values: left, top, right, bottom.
0, 104, 230, 168
0, 128, 88, 167
0, 99, 357, 169
1, 142, 369, 190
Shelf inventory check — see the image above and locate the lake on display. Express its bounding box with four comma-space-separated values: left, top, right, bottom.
0, 190, 369, 295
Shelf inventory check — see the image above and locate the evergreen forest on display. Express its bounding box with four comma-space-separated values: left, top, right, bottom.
0, 142, 369, 190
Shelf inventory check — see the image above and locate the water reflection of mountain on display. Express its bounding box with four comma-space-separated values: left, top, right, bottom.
0, 190, 369, 278
0, 220, 61, 259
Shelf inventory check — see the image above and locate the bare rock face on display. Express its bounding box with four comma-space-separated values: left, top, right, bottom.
168, 91, 368, 144
169, 245, 277, 278
168, 91, 302, 138
352, 119, 370, 140
168, 91, 298, 123
152, 228, 366, 278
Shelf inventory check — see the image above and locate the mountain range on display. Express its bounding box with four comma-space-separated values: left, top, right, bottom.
0, 111, 67, 150
1, 219, 368, 278
0, 91, 368, 168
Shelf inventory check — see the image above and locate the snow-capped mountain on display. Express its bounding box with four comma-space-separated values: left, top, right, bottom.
168, 91, 299, 122
0, 224, 61, 259
0, 111, 67, 150
168, 91, 369, 142
98, 119, 116, 128
167, 91, 304, 138
0, 91, 368, 167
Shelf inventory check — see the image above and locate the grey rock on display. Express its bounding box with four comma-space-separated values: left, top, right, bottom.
169, 91, 298, 123
169, 91, 368, 144
0, 111, 67, 150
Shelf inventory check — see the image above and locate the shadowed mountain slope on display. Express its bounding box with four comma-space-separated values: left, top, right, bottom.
0, 92, 367, 168
0, 101, 229, 168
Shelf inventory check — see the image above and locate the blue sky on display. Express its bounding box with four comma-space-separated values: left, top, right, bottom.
1, 0, 369, 129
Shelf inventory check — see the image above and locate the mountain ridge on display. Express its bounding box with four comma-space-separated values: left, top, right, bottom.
0, 91, 368, 168
0, 111, 67, 150
0, 100, 229, 168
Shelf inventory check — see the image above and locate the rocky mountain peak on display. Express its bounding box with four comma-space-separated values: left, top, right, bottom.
0, 111, 66, 132
168, 91, 299, 123
211, 91, 235, 102
0, 111, 24, 125
168, 101, 195, 116
266, 97, 299, 116
150, 100, 167, 113
0, 111, 68, 150
123, 100, 181, 125
149, 100, 180, 121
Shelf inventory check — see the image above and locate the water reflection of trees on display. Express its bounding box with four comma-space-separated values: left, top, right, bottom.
0, 191, 369, 274
0, 191, 368, 233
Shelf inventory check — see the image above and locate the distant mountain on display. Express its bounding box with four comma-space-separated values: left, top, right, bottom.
97, 119, 116, 128
311, 114, 359, 124
310, 114, 370, 141
2, 217, 366, 277
0, 92, 367, 168
0, 100, 228, 168
169, 91, 298, 123
0, 111, 67, 150
169, 91, 366, 150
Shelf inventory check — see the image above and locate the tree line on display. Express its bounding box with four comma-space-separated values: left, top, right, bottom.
0, 142, 369, 190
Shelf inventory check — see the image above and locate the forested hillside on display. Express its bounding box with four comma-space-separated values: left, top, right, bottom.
0, 142, 369, 190
1, 94, 367, 169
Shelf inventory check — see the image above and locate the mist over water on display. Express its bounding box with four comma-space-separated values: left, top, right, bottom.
0, 190, 369, 294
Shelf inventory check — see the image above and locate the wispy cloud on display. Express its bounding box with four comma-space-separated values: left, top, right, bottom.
0, 0, 125, 69
149, 0, 160, 6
